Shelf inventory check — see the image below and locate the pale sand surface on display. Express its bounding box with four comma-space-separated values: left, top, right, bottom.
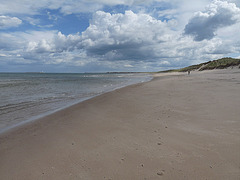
0, 69, 240, 179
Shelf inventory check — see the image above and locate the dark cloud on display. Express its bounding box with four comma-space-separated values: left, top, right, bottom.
184, 0, 240, 41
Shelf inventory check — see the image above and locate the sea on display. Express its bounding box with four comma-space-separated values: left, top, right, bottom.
0, 72, 152, 133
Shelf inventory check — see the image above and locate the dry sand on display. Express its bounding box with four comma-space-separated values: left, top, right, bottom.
0, 69, 240, 180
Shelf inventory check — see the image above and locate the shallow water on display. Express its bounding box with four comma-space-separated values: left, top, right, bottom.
0, 73, 151, 132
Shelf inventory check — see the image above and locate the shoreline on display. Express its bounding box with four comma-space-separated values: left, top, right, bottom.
0, 74, 152, 135
1, 69, 239, 179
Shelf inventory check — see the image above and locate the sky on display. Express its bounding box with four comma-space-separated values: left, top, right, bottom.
0, 0, 240, 72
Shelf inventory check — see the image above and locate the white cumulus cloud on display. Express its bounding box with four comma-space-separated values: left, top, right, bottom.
81, 10, 175, 61
25, 10, 175, 59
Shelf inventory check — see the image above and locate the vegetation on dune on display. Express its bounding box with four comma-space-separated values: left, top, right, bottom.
199, 58, 240, 71
158, 57, 240, 73
178, 62, 209, 72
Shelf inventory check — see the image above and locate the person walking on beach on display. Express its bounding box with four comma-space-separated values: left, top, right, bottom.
188, 70, 190, 75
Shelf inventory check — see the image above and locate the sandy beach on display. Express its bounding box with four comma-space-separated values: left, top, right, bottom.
0, 69, 239, 180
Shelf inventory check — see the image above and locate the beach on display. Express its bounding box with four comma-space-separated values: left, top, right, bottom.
0, 69, 239, 179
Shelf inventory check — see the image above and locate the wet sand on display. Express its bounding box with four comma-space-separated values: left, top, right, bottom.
0, 69, 240, 179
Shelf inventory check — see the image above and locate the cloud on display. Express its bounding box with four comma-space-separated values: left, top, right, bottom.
0, 16, 22, 29
0, 10, 183, 70
21, 10, 233, 68
80, 10, 175, 61
184, 0, 240, 41
25, 32, 81, 53
0, 1, 239, 72
25, 10, 179, 62
0, 0, 207, 15
23, 17, 40, 26
0, 0, 145, 15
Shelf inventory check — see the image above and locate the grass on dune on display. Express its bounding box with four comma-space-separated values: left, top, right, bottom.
158, 57, 240, 73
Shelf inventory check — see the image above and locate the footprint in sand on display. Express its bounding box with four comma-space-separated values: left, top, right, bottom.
157, 170, 165, 176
